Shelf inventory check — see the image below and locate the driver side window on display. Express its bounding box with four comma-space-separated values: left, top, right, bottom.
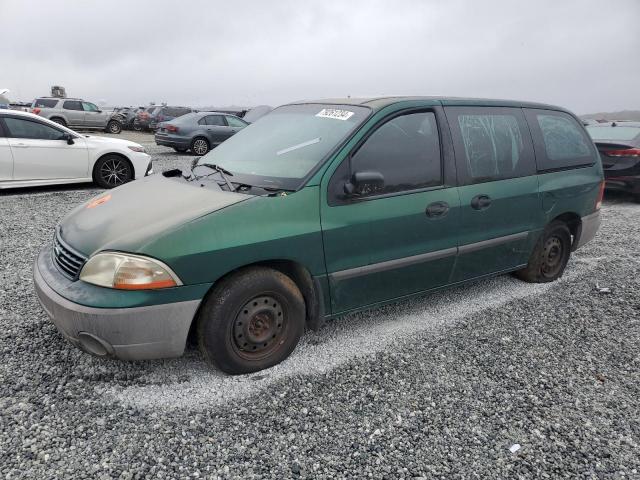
3, 117, 65, 140
334, 111, 442, 201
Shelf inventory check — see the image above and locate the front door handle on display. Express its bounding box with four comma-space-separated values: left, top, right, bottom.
470, 194, 491, 210
426, 201, 449, 218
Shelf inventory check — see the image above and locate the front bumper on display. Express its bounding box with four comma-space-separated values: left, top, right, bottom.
33, 248, 200, 360
574, 210, 601, 250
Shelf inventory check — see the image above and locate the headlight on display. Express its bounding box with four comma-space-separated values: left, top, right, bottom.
128, 145, 145, 153
79, 252, 182, 290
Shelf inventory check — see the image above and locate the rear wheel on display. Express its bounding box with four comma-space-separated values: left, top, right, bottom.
133, 120, 143, 131
197, 267, 305, 374
93, 155, 133, 189
191, 137, 210, 156
50, 117, 66, 127
515, 221, 572, 283
106, 120, 122, 134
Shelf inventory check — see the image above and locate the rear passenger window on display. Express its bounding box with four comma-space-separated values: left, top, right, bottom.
33, 99, 58, 108
446, 107, 535, 185
524, 109, 596, 171
63, 101, 83, 111
205, 115, 225, 126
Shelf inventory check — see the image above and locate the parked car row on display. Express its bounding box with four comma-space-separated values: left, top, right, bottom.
133, 105, 193, 132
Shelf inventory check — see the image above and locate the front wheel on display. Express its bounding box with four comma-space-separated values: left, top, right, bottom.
197, 267, 306, 374
93, 155, 133, 189
106, 120, 122, 134
514, 221, 571, 283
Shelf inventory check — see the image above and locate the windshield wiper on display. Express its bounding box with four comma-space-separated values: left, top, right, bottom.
191, 162, 235, 191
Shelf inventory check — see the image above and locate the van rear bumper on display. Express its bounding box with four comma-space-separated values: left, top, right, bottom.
575, 210, 601, 250
33, 248, 200, 360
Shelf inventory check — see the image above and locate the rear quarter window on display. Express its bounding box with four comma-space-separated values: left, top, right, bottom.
524, 109, 597, 171
33, 99, 59, 108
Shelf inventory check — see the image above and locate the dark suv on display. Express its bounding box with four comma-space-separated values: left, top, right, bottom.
134, 106, 192, 131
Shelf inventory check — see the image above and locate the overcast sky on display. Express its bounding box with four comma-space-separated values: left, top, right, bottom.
1, 0, 639, 114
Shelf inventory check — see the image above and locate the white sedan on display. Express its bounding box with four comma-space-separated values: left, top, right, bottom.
0, 110, 152, 189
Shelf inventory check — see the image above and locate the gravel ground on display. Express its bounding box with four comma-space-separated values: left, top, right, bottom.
1, 132, 639, 478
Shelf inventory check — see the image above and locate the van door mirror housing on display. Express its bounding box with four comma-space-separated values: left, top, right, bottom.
344, 171, 385, 196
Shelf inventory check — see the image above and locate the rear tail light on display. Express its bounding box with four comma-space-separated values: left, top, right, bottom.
595, 180, 605, 211
31, 108, 41, 115
604, 148, 640, 158
166, 125, 179, 133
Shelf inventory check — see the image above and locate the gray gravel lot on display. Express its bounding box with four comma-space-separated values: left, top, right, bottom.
1, 131, 639, 478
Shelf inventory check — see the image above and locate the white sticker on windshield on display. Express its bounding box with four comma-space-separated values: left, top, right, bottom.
316, 108, 354, 121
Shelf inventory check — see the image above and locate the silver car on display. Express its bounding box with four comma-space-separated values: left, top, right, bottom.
31, 97, 123, 134
154, 112, 248, 155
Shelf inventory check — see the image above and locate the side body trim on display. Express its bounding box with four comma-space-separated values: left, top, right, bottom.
329, 231, 529, 281
457, 231, 529, 255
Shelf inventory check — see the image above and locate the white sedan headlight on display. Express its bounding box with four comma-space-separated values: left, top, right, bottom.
128, 145, 146, 153
79, 252, 182, 290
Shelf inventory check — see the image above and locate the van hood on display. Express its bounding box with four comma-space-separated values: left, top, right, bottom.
58, 174, 250, 256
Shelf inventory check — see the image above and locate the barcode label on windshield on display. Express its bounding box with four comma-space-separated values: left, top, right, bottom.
316, 108, 354, 121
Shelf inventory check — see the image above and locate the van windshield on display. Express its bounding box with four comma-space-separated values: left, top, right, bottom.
197, 103, 370, 190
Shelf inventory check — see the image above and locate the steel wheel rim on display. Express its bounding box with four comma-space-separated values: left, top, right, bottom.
100, 159, 128, 186
109, 122, 119, 133
193, 139, 208, 155
541, 236, 564, 278
232, 295, 287, 360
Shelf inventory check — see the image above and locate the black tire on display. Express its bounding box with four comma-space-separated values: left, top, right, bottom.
133, 121, 143, 131
173, 147, 188, 153
93, 155, 133, 189
106, 120, 122, 134
191, 137, 210, 156
197, 267, 306, 374
50, 117, 66, 127
515, 221, 572, 283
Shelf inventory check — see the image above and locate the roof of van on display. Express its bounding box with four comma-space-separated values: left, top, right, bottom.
289, 96, 570, 113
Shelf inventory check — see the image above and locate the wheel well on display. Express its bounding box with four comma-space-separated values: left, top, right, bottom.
186, 259, 325, 347
92, 153, 134, 181
551, 212, 581, 250
192, 135, 208, 142
50, 116, 66, 124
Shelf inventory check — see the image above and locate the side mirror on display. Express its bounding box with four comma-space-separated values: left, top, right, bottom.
344, 171, 385, 196
62, 133, 75, 145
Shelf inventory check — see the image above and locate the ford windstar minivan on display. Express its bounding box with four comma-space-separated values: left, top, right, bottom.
34, 97, 603, 374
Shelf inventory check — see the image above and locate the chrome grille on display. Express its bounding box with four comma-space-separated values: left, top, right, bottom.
52, 230, 86, 280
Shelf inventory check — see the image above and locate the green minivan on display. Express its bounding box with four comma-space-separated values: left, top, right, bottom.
34, 97, 603, 374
